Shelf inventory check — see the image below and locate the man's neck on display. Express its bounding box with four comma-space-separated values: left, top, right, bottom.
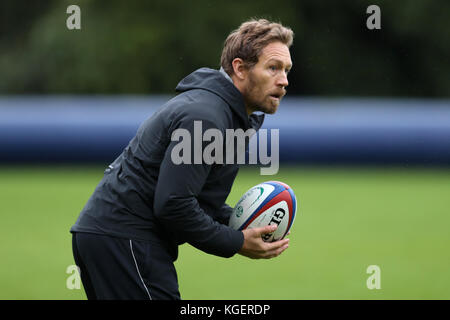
220, 68, 253, 115
219, 67, 233, 84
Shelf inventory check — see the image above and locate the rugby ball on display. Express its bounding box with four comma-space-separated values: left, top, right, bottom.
229, 181, 297, 242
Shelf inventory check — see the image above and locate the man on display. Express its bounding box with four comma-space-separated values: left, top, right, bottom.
71, 18, 294, 300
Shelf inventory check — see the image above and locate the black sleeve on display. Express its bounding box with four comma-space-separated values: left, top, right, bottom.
152, 113, 243, 258
214, 203, 235, 226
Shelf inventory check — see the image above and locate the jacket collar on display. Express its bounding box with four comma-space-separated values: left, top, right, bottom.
176, 68, 265, 131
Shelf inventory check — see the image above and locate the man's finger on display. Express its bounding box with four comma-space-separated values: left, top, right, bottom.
252, 224, 278, 236
264, 242, 289, 259
264, 238, 290, 251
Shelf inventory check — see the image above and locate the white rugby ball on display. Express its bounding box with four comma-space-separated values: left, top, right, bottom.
229, 181, 297, 242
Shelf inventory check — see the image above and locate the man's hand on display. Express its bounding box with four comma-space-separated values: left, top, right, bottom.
238, 225, 290, 259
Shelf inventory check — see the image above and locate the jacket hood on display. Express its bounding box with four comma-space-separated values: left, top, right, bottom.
175, 68, 265, 131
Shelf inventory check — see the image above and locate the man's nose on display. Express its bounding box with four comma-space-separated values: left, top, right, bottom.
277, 72, 289, 88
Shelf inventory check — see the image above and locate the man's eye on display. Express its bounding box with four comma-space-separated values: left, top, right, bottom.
270, 66, 277, 71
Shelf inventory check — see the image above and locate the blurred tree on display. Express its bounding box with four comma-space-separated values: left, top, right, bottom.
0, 0, 448, 97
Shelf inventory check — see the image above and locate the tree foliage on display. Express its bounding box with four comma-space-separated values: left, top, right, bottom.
0, 0, 449, 97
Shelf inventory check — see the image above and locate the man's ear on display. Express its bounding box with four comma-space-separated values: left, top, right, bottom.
231, 58, 247, 80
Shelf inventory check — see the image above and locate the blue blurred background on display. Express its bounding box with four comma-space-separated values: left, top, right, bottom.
1, 96, 449, 164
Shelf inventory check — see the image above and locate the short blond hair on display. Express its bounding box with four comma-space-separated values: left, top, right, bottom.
220, 19, 294, 76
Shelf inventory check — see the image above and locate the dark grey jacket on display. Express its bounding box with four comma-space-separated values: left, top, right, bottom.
70, 68, 265, 260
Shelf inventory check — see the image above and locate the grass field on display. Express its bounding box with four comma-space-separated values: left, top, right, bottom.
1, 165, 449, 300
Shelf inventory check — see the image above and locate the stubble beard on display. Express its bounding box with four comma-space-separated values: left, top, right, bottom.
244, 72, 279, 115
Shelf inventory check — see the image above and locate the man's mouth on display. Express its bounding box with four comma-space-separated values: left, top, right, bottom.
269, 93, 283, 101
269, 89, 286, 100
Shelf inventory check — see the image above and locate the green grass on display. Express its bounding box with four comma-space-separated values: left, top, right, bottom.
1, 165, 449, 299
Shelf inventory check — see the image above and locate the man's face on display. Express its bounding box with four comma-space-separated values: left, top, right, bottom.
243, 41, 292, 115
